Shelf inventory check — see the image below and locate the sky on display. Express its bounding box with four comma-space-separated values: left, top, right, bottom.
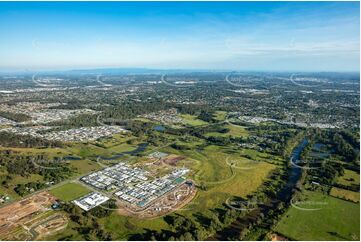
0, 1, 359, 72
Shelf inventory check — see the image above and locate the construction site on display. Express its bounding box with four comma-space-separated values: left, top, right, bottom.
0, 191, 68, 240
117, 180, 197, 219
76, 151, 197, 218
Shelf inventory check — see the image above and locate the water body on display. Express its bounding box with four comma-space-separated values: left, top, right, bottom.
278, 138, 308, 201
154, 125, 165, 132
210, 138, 308, 240
63, 156, 82, 161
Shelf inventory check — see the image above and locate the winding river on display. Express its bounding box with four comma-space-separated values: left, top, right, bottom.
209, 138, 308, 240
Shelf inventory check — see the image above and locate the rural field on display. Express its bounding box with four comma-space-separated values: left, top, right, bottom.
49, 183, 91, 202
330, 187, 360, 203
180, 114, 208, 126
336, 169, 360, 187
275, 190, 360, 241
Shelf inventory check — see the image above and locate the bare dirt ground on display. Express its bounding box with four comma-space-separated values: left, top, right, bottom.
163, 155, 185, 166
270, 233, 289, 241
0, 191, 67, 240
32, 214, 68, 240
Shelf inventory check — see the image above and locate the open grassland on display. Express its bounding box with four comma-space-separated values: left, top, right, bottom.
0, 147, 70, 157
49, 182, 91, 202
225, 124, 249, 137
213, 111, 227, 121
100, 214, 170, 240
67, 142, 138, 158
42, 220, 86, 241
95, 133, 137, 149
65, 132, 146, 159
275, 190, 360, 241
205, 124, 249, 138
69, 159, 101, 176
160, 145, 277, 216
180, 114, 208, 126
336, 169, 360, 187
330, 187, 360, 203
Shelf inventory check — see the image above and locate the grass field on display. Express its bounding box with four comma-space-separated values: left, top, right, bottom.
275, 190, 360, 241
204, 124, 249, 138
159, 145, 276, 216
66, 141, 140, 159
213, 111, 227, 121
330, 187, 360, 203
69, 159, 101, 176
44, 220, 87, 241
100, 214, 169, 240
225, 124, 249, 137
180, 114, 208, 126
0, 147, 70, 157
336, 169, 360, 187
96, 133, 137, 148
49, 182, 91, 201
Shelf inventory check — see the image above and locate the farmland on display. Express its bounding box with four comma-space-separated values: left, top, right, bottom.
275, 190, 360, 241
330, 187, 360, 203
336, 169, 360, 187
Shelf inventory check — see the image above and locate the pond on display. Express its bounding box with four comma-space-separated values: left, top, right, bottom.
154, 125, 165, 132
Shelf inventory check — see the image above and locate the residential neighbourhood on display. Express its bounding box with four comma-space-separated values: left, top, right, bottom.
78, 162, 190, 211
0, 125, 127, 142
0, 102, 99, 124
141, 108, 183, 125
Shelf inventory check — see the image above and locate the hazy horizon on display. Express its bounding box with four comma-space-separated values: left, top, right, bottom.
0, 67, 360, 75
0, 1, 359, 72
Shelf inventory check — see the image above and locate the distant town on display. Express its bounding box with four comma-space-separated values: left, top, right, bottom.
0, 71, 359, 241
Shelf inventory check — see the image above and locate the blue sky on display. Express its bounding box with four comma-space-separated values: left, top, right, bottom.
0, 1, 359, 71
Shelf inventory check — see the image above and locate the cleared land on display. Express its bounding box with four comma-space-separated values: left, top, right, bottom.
0, 191, 67, 240
204, 124, 249, 138
49, 183, 91, 202
275, 190, 360, 241
213, 111, 227, 121
330, 187, 360, 203
336, 169, 360, 187
180, 114, 208, 126
160, 145, 277, 216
